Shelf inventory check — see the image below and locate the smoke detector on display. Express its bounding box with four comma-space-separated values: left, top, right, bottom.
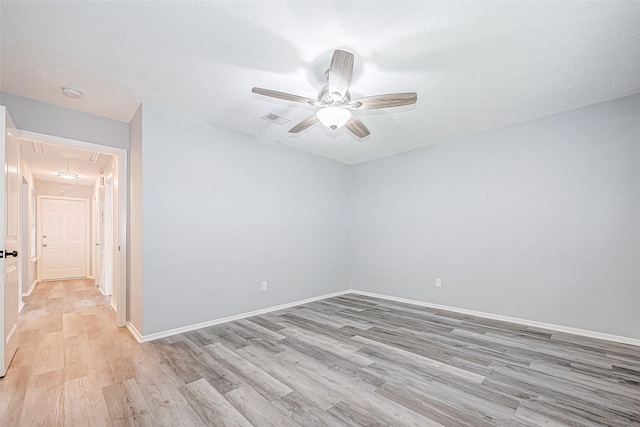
62, 87, 83, 99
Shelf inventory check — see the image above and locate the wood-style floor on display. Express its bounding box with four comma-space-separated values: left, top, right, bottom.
0, 279, 638, 426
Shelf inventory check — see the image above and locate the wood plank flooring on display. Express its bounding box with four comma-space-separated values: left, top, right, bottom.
0, 279, 638, 426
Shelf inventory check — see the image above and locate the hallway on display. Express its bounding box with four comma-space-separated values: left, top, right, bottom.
0, 279, 144, 425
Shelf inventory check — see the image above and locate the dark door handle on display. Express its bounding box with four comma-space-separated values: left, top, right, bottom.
4, 250, 18, 258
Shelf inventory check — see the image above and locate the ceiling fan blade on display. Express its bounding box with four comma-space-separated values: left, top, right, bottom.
327, 50, 354, 100
349, 92, 417, 110
289, 115, 319, 133
252, 87, 317, 105
345, 115, 370, 138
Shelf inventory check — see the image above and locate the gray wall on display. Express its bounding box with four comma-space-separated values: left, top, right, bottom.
137, 104, 350, 335
0, 92, 128, 149
350, 94, 640, 339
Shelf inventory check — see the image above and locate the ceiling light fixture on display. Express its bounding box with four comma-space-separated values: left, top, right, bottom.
58, 158, 78, 179
316, 107, 352, 130
61, 87, 83, 99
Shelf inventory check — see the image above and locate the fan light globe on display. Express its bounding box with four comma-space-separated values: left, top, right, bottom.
316, 107, 352, 130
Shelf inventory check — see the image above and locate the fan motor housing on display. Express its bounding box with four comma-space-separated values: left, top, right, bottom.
318, 86, 350, 106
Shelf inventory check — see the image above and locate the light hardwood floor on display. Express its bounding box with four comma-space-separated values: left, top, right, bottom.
0, 279, 638, 426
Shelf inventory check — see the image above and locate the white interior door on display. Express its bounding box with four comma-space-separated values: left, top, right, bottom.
41, 198, 87, 280
1, 107, 20, 377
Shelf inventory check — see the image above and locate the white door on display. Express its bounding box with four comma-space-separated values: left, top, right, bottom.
41, 198, 87, 280
1, 107, 20, 377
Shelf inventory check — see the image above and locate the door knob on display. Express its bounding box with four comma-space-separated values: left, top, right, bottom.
42, 235, 47, 238
4, 250, 17, 257
42, 244, 47, 247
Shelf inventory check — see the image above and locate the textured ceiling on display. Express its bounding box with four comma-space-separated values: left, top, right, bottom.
1, 1, 639, 164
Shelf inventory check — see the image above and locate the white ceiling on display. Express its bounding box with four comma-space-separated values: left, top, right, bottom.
1, 2, 639, 164
20, 139, 112, 187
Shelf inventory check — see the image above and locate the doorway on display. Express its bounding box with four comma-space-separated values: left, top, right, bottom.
15, 129, 127, 327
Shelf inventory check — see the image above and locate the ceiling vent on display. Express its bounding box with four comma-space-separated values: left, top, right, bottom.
89, 152, 101, 162
262, 113, 290, 125
32, 141, 44, 154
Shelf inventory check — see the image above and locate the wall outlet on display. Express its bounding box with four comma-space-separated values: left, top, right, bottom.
435, 277, 442, 288
261, 281, 268, 291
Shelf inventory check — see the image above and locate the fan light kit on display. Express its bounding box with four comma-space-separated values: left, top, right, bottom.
252, 49, 417, 138
316, 107, 352, 129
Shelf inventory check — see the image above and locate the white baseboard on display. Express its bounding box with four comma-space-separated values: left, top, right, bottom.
123, 288, 639, 347
126, 321, 143, 343
5, 324, 17, 344
21, 279, 37, 297
18, 301, 25, 314
132, 290, 352, 343
350, 290, 640, 347
110, 300, 117, 312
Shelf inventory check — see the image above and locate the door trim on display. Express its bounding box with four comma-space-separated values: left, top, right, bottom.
15, 129, 128, 328
37, 196, 90, 282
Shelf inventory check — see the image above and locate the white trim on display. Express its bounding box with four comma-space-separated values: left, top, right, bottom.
122, 288, 640, 347
126, 321, 143, 343
22, 279, 37, 297
5, 324, 17, 345
110, 301, 117, 312
130, 290, 352, 343
18, 301, 25, 314
350, 290, 640, 347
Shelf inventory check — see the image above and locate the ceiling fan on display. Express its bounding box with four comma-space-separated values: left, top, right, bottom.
252, 50, 417, 138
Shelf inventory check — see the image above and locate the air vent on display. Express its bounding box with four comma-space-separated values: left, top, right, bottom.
32, 141, 44, 154
262, 113, 291, 125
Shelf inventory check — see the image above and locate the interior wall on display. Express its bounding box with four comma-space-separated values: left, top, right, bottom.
350, 94, 640, 339
0, 92, 128, 149
34, 180, 93, 199
137, 104, 350, 335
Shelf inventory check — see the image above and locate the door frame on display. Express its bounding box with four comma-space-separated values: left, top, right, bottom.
37, 195, 90, 282
15, 129, 128, 327
102, 175, 114, 297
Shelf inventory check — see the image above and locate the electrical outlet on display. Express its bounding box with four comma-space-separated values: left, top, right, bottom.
435, 277, 442, 288
261, 281, 268, 291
